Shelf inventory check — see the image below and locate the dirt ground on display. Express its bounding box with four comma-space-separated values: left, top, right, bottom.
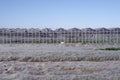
0, 44, 120, 80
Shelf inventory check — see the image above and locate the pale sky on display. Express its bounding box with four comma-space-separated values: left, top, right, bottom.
0, 0, 120, 29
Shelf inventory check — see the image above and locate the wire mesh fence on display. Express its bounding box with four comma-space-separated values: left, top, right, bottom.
0, 28, 120, 44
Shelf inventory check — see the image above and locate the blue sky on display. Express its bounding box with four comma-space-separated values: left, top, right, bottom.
0, 0, 120, 29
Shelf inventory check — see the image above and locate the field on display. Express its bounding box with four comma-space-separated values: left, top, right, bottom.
0, 43, 120, 80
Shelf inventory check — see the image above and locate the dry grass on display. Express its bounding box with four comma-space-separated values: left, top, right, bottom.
0, 44, 120, 80
0, 54, 120, 62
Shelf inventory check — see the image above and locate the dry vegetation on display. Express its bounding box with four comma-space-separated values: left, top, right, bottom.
0, 44, 120, 80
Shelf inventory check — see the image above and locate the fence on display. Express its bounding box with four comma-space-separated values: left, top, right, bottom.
0, 28, 120, 44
